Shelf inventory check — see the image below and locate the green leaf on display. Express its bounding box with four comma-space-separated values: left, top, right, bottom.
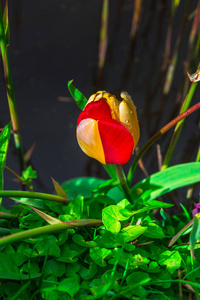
58, 275, 80, 296
72, 234, 97, 248
21, 165, 37, 181
57, 244, 86, 263
0, 252, 39, 280
51, 177, 68, 199
79, 261, 97, 280
90, 246, 112, 267
30, 206, 61, 225
102, 205, 130, 234
122, 225, 147, 242
126, 271, 150, 297
190, 215, 200, 259
144, 223, 165, 239
68, 80, 87, 110
44, 259, 65, 277
0, 123, 11, 195
36, 236, 61, 258
61, 177, 105, 199
20, 262, 40, 277
131, 200, 174, 215
103, 164, 118, 181
131, 162, 200, 202
159, 250, 181, 274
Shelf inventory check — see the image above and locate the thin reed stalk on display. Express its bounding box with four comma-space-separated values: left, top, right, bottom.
0, 4, 24, 172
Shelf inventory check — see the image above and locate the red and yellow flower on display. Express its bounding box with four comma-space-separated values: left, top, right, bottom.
76, 91, 140, 165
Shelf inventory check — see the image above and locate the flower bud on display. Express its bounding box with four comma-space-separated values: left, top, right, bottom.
77, 91, 140, 165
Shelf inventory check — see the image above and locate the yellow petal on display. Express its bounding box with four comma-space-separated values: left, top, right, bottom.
86, 91, 120, 122
119, 92, 140, 147
77, 118, 106, 164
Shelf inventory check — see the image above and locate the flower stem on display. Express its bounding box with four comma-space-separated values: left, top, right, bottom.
0, 190, 68, 204
114, 165, 131, 201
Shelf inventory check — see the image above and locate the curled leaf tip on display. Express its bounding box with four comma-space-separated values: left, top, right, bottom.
187, 70, 200, 82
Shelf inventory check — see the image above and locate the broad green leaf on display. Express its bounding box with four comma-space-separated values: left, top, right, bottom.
44, 259, 65, 277
122, 225, 147, 242
102, 205, 130, 234
20, 262, 40, 276
62, 176, 124, 202
58, 276, 80, 296
90, 246, 112, 267
36, 236, 61, 258
61, 177, 105, 199
0, 252, 39, 280
151, 269, 172, 289
131, 163, 200, 202
159, 250, 181, 274
0, 123, 11, 198
65, 263, 80, 277
126, 271, 150, 297
57, 244, 86, 263
144, 223, 165, 239
72, 234, 97, 248
189, 215, 200, 259
79, 261, 97, 280
68, 80, 87, 110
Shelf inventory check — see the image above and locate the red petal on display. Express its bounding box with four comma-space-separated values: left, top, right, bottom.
77, 100, 112, 125
98, 119, 134, 165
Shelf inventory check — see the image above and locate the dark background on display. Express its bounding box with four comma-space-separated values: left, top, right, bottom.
1, 0, 200, 207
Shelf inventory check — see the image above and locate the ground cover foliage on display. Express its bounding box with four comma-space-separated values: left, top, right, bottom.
0, 1, 200, 299
0, 98, 200, 300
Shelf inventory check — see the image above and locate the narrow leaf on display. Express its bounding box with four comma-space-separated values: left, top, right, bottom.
2, 0, 9, 46
131, 162, 200, 203
24, 143, 35, 163
51, 177, 68, 200
189, 215, 200, 259
68, 80, 87, 110
30, 206, 62, 225
168, 218, 194, 247
0, 123, 11, 198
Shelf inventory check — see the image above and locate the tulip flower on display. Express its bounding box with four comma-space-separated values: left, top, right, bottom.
76, 91, 140, 165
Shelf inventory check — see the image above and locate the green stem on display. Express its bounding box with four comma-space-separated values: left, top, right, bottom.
0, 5, 24, 172
127, 101, 200, 186
0, 190, 68, 204
0, 219, 103, 246
114, 165, 131, 201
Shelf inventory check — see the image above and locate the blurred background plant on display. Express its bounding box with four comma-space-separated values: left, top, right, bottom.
0, 0, 200, 208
